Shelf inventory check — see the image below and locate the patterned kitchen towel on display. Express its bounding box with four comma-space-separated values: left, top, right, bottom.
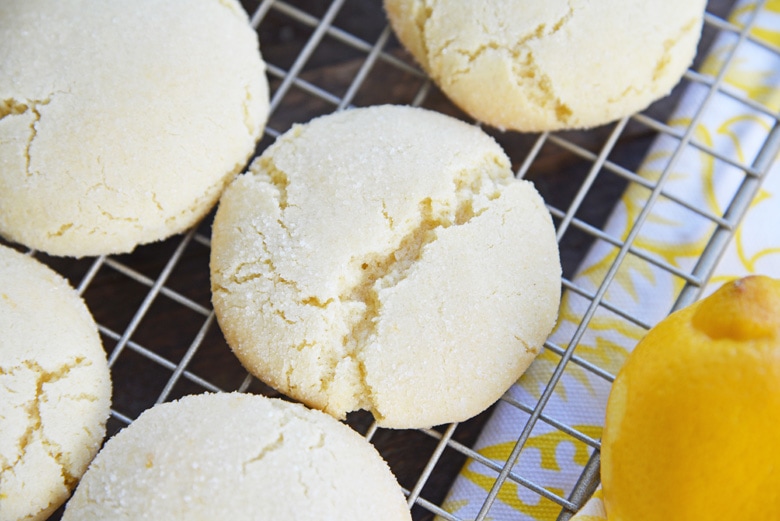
442, 1, 780, 519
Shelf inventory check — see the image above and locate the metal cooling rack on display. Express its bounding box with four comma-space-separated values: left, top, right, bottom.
6, 0, 779, 519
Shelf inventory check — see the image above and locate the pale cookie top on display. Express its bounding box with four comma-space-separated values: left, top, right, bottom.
62, 392, 411, 521
0, 244, 111, 521
385, 0, 706, 131
211, 105, 561, 429
0, 0, 269, 257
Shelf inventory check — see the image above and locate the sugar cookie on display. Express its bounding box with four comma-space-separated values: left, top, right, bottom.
62, 393, 411, 520
0, 0, 269, 256
210, 105, 561, 429
0, 244, 111, 521
384, 0, 706, 131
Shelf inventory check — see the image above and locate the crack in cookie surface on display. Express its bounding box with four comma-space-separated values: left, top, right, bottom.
0, 356, 95, 491
0, 97, 51, 177
321, 155, 510, 418
430, 2, 575, 124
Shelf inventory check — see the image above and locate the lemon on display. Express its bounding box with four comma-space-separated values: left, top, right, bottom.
601, 275, 780, 521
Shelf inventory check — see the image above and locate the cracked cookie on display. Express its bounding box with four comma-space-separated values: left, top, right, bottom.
384, 0, 706, 131
0, 0, 269, 257
210, 105, 561, 429
62, 392, 411, 520
0, 244, 111, 521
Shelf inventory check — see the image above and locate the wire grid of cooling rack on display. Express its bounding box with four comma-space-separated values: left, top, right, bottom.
5, 0, 778, 519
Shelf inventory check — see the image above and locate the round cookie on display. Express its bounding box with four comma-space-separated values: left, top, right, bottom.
210, 105, 561, 429
384, 0, 706, 131
62, 392, 411, 520
0, 244, 112, 521
0, 0, 269, 257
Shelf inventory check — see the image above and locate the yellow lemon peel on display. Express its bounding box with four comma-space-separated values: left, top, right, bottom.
601, 275, 780, 521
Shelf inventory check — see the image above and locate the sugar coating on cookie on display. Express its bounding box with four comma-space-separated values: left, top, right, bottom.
0, 0, 269, 257
384, 0, 706, 131
210, 105, 561, 429
0, 245, 111, 521
62, 392, 411, 520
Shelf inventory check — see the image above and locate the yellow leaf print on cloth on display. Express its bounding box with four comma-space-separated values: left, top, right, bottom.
717, 114, 773, 164
449, 426, 602, 521
522, 293, 639, 400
